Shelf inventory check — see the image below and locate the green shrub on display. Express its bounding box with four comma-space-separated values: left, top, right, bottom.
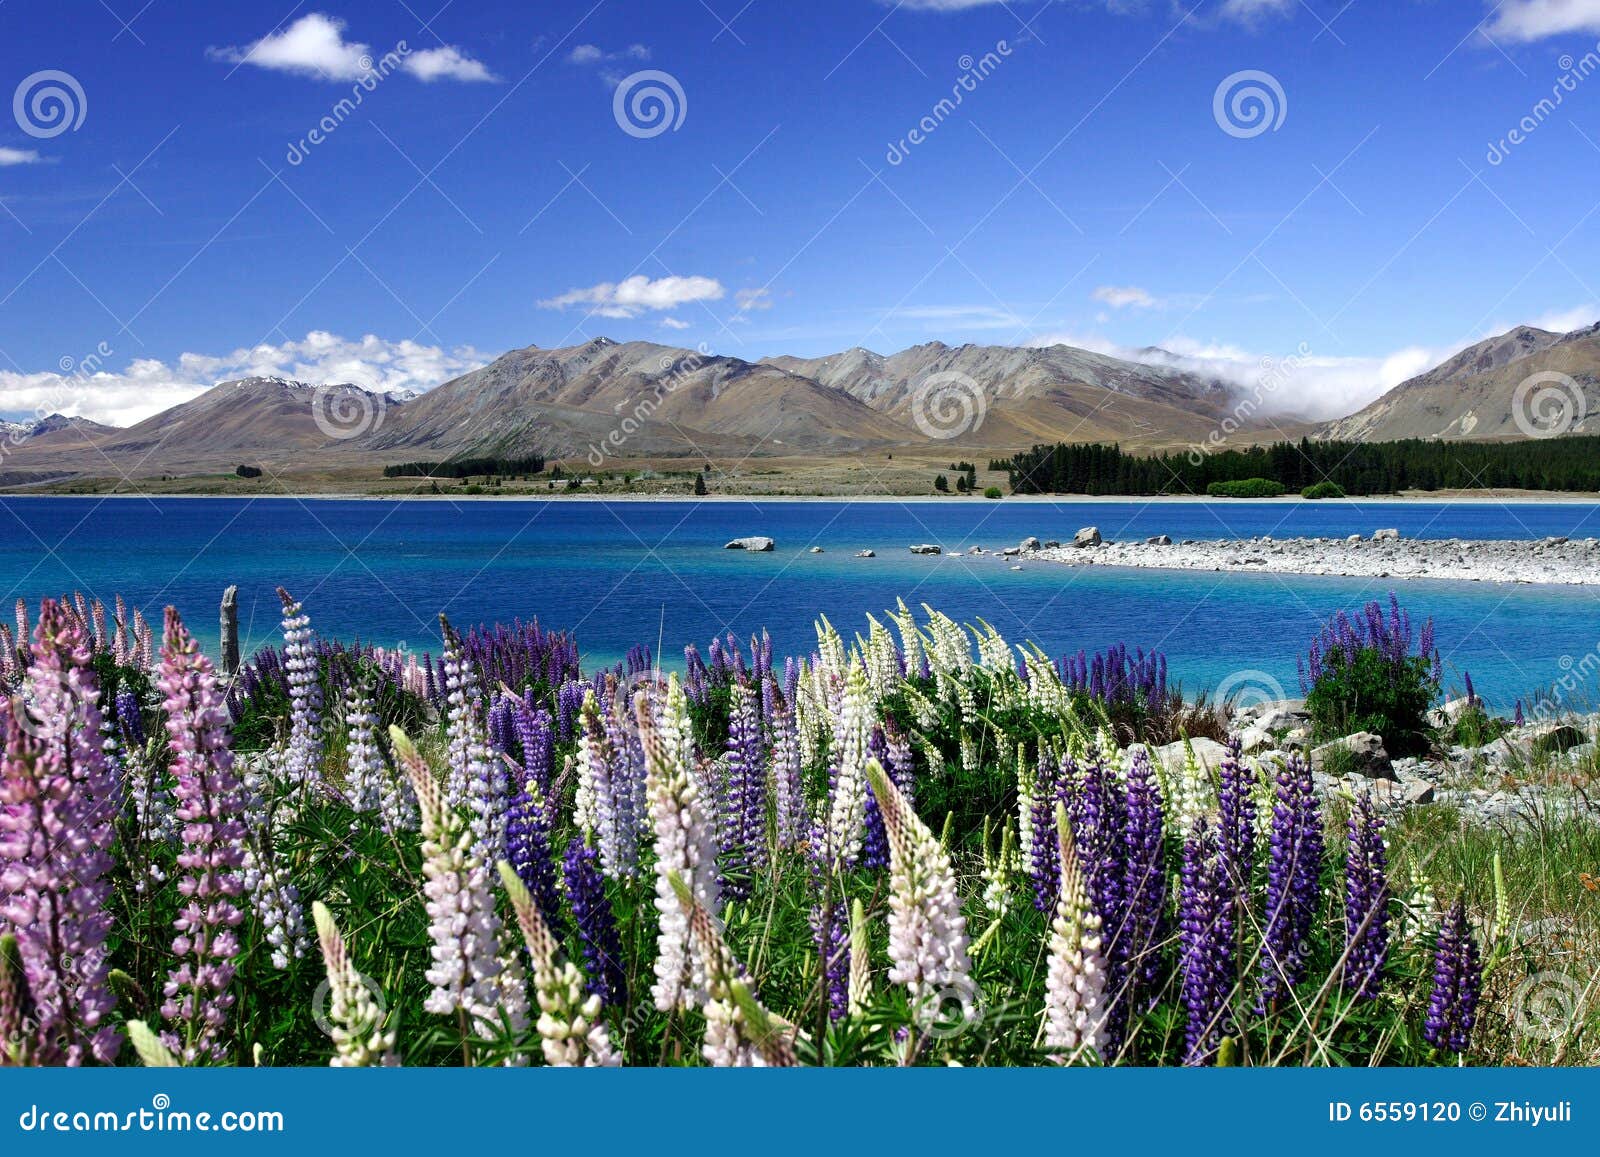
983, 486, 1003, 499
1302, 597, 1440, 756
1206, 477, 1286, 498
1301, 480, 1347, 500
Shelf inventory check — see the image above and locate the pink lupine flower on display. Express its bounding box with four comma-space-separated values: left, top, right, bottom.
1044, 802, 1109, 1062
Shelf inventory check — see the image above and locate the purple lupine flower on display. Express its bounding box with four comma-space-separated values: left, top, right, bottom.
563, 837, 628, 1007
1299, 595, 1439, 697
1342, 793, 1389, 1001
1028, 747, 1063, 913
602, 678, 647, 878
275, 587, 324, 790
861, 725, 892, 872
1069, 744, 1131, 1050
1178, 821, 1234, 1066
808, 830, 850, 1022
440, 615, 507, 860
556, 678, 588, 743
156, 606, 247, 1064
717, 680, 767, 898
487, 694, 516, 756
1514, 700, 1525, 728
513, 699, 554, 793
1259, 752, 1324, 1009
1423, 899, 1482, 1054
767, 678, 805, 849
0, 600, 122, 1065
884, 719, 915, 801
1216, 735, 1256, 899
506, 778, 563, 937
115, 687, 143, 746
1122, 746, 1168, 999
1462, 671, 1477, 707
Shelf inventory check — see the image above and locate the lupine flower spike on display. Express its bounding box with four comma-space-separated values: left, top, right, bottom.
312, 902, 399, 1066
1044, 803, 1109, 1063
1423, 899, 1481, 1055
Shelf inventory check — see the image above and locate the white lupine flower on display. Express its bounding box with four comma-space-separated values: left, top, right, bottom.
981, 819, 1018, 917
668, 873, 796, 1067
497, 863, 620, 1067
393, 729, 510, 1036
867, 760, 975, 1015
974, 620, 1012, 676
848, 898, 872, 1017
343, 682, 384, 814
638, 677, 722, 1012
823, 662, 872, 867
312, 902, 399, 1067
890, 598, 926, 678
862, 614, 901, 699
1043, 803, 1108, 1063
1016, 756, 1036, 865
1022, 648, 1068, 716
815, 615, 848, 681
574, 691, 617, 860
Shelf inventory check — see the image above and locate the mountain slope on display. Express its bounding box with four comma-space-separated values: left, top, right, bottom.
1318, 324, 1600, 441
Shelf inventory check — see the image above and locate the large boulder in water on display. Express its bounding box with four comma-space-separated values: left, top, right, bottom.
725, 536, 775, 552
1074, 526, 1103, 548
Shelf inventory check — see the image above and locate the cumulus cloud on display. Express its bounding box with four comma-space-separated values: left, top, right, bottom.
1487, 0, 1600, 41
210, 13, 495, 83
539, 275, 726, 318
1093, 285, 1160, 310
1526, 302, 1600, 332
0, 147, 42, 166
0, 331, 489, 427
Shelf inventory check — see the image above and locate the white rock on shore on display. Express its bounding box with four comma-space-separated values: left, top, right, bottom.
725, 536, 775, 552
1030, 534, 1600, 585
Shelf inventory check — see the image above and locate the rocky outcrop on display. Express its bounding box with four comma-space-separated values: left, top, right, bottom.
725, 536, 775, 552
909, 544, 941, 555
1073, 526, 1102, 548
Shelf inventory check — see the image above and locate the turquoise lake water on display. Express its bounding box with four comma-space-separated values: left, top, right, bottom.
2, 496, 1598, 709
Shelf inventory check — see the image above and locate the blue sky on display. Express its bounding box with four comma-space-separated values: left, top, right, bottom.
5, 0, 1600, 424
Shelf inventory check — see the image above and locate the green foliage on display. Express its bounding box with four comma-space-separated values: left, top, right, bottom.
1206, 477, 1286, 498
1305, 645, 1438, 755
1301, 480, 1346, 499
983, 486, 1003, 499
383, 455, 547, 479
933, 474, 949, 492
235, 464, 262, 479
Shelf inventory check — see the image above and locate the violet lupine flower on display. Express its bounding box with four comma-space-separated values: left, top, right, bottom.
156, 606, 247, 1065
1299, 594, 1440, 693
860, 724, 892, 872
1068, 745, 1131, 1049
808, 832, 850, 1022
638, 676, 722, 1012
718, 680, 767, 898
766, 679, 805, 850
1342, 793, 1390, 1001
1122, 746, 1168, 1000
555, 679, 587, 743
1258, 752, 1325, 1010
513, 700, 554, 793
1178, 821, 1235, 1066
1216, 735, 1256, 898
506, 776, 564, 938
1045, 803, 1109, 1062
1028, 747, 1063, 913
487, 694, 516, 756
867, 760, 975, 1016
0, 601, 122, 1066
563, 837, 628, 1008
1058, 643, 1168, 710
1423, 899, 1482, 1054
601, 678, 647, 879
343, 682, 384, 814
440, 616, 508, 862
275, 588, 324, 791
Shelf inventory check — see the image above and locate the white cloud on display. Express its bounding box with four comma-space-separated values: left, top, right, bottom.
1487, 0, 1600, 41
210, 13, 494, 83
567, 43, 650, 65
735, 287, 773, 312
659, 317, 692, 330
0, 331, 489, 427
539, 275, 726, 318
891, 304, 1021, 328
1526, 302, 1600, 332
405, 46, 497, 83
1093, 285, 1160, 310
893, 0, 1291, 21
1218, 0, 1294, 21
0, 147, 42, 166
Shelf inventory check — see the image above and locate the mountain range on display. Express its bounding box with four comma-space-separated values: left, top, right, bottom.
3, 322, 1597, 486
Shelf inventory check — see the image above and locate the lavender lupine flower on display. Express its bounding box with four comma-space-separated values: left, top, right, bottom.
1342, 794, 1390, 1001
668, 872, 796, 1067
766, 679, 805, 850
562, 838, 627, 1007
1028, 746, 1063, 913
312, 902, 399, 1066
1514, 700, 1525, 728
343, 682, 384, 814
0, 600, 122, 1065
487, 695, 516, 757
275, 588, 324, 791
505, 777, 563, 938
638, 676, 722, 1012
808, 832, 851, 1022
867, 760, 975, 1017
718, 680, 767, 898
1216, 735, 1256, 897
1068, 744, 1130, 1048
1045, 803, 1109, 1062
823, 663, 872, 868
392, 729, 519, 1039
1122, 746, 1168, 1000
513, 701, 554, 793
1423, 899, 1482, 1054
860, 725, 892, 872
156, 606, 247, 1065
576, 687, 644, 881
440, 616, 508, 862
601, 679, 646, 879
497, 863, 620, 1067
1259, 752, 1324, 1010
1178, 821, 1235, 1066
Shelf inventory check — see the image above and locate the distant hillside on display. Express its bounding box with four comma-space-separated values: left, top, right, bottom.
1319, 324, 1600, 441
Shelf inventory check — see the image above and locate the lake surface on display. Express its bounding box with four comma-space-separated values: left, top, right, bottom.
3, 496, 1599, 709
